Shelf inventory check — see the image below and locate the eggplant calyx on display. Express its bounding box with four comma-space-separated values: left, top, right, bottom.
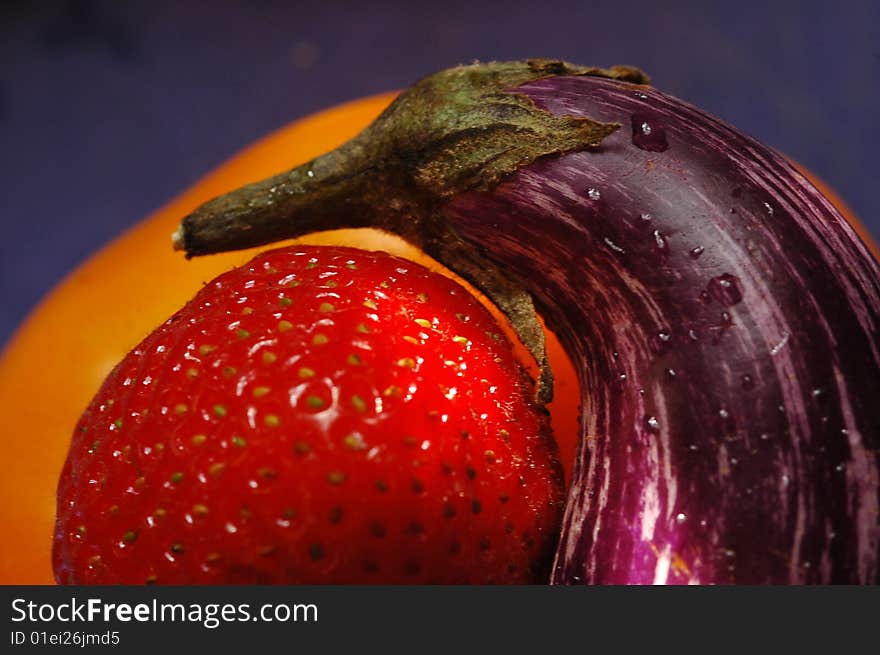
173, 59, 649, 256
173, 60, 649, 402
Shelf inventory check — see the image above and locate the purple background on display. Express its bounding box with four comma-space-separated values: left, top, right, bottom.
1, 0, 878, 349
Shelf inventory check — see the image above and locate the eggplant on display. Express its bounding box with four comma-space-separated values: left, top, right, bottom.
175, 60, 880, 584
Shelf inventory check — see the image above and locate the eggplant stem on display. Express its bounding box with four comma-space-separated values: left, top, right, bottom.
174, 59, 648, 402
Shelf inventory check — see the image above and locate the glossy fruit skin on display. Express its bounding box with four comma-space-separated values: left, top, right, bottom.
440, 75, 880, 583
54, 245, 562, 584
0, 89, 864, 585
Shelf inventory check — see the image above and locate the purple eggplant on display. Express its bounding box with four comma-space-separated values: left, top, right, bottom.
176, 60, 880, 584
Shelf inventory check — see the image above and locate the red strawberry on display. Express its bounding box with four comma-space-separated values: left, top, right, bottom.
53, 245, 563, 584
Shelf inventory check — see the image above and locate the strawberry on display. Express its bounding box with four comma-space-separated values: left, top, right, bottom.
53, 245, 564, 584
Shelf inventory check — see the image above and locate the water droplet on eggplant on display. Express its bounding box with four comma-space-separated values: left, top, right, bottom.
653, 329, 673, 353
604, 237, 625, 254
717, 408, 736, 436
631, 113, 669, 152
653, 230, 668, 253
689, 246, 705, 259
770, 331, 790, 356
707, 274, 743, 306
644, 415, 660, 432
587, 187, 601, 201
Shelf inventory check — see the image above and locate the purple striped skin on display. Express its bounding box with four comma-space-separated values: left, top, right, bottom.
443, 76, 880, 584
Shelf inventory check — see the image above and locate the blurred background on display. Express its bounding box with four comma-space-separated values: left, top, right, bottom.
1, 0, 878, 349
